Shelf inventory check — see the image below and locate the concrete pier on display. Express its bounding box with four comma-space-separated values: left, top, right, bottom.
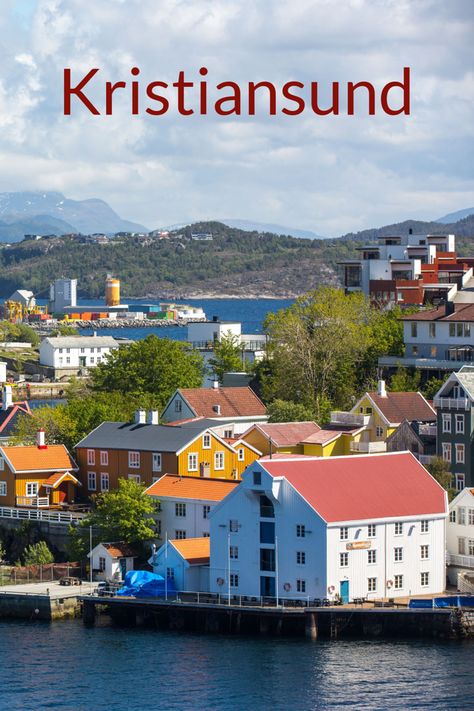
0, 581, 95, 621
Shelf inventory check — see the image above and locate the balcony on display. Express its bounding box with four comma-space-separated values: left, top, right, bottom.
330, 412, 371, 427
350, 441, 387, 454
446, 552, 474, 569
16, 496, 50, 508
418, 424, 437, 437
433, 397, 470, 410
417, 454, 434, 466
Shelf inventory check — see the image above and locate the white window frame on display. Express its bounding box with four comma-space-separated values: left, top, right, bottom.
229, 519, 239, 533
394, 522, 403, 536
229, 545, 238, 560
100, 472, 109, 491
375, 426, 384, 437
455, 414, 465, 434
394, 547, 403, 562
175, 502, 186, 517
26, 482, 38, 497
394, 574, 403, 590
296, 579, 306, 593
237, 447, 245, 462
421, 572, 429, 587
468, 509, 474, 526
368, 524, 376, 538
368, 549, 377, 565
340, 527, 349, 540
456, 474, 465, 492
152, 453, 162, 472
442, 414, 451, 433
99, 450, 108, 466
214, 451, 225, 471
128, 451, 140, 468
442, 442, 451, 462
455, 443, 465, 464
449, 510, 456, 523
99, 556, 106, 572
296, 551, 306, 565
88, 471, 96, 491
202, 434, 211, 449
188, 453, 198, 472
458, 507, 466, 525
367, 577, 377, 593
128, 474, 141, 484
0, 481, 7, 496
87, 449, 95, 466
420, 544, 429, 560
230, 573, 239, 588
339, 552, 348, 567
421, 520, 429, 534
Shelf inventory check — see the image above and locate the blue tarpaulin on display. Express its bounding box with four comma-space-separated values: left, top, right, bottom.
117, 570, 177, 598
409, 596, 474, 609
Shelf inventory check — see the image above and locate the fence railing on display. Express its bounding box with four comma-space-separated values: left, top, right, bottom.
0, 563, 84, 586
0, 505, 86, 524
447, 552, 474, 568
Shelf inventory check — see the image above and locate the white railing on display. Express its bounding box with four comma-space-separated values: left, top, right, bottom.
418, 454, 434, 465
447, 552, 474, 569
330, 412, 371, 427
16, 496, 50, 508
350, 441, 387, 453
0, 505, 85, 524
433, 397, 470, 410
418, 424, 437, 436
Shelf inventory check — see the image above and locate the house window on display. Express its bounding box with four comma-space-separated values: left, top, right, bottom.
128, 451, 140, 468
456, 474, 465, 491
66, 357, 71, 364
465, 324, 471, 337
128, 474, 141, 484
100, 472, 109, 491
58, 358, 63, 366
87, 472, 96, 490
340, 527, 349, 540
296, 551, 306, 565
230, 574, 239, 588
411, 323, 417, 338
469, 539, 474, 556
449, 323, 455, 337
455, 414, 465, 434
175, 503, 186, 517
340, 552, 348, 567
87, 449, 95, 465
203, 505, 211, 519
229, 519, 239, 533
100, 451, 108, 466
368, 550, 377, 564
89, 357, 94, 365
457, 323, 463, 338
394, 575, 403, 590
449, 510, 456, 523
0, 458, 3, 471
214, 451, 225, 470
376, 426, 384, 437
175, 400, 182, 413
458, 537, 466, 554
420, 572, 429, 587
175, 530, 186, 539
455, 444, 465, 464
365, 407, 372, 414
458, 507, 466, 525
152, 453, 162, 472
224, 429, 233, 439
442, 414, 451, 433
296, 579, 306, 593
202, 434, 211, 449
430, 346, 437, 358
229, 545, 238, 559
420, 544, 429, 560
394, 547, 403, 562
368, 524, 376, 538
412, 346, 418, 356
26, 482, 38, 497
0, 481, 6, 496
296, 524, 306, 538
238, 448, 245, 461
468, 509, 474, 526
453, 385, 464, 399
99, 557, 106, 572
429, 323, 436, 338
421, 520, 429, 533
367, 577, 377, 592
166, 567, 175, 580
442, 443, 452, 462
253, 471, 261, 486
156, 519, 162, 536
188, 453, 198, 472
394, 522, 403, 536
203, 532, 210, 537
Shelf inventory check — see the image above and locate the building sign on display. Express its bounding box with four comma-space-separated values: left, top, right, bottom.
346, 541, 371, 550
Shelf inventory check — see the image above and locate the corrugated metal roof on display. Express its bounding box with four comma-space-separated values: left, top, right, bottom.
146, 474, 238, 501
76, 420, 212, 452
42, 336, 119, 348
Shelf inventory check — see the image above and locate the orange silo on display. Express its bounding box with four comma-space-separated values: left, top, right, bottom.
105, 276, 121, 307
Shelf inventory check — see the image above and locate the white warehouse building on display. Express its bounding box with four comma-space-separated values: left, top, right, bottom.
209, 453, 448, 602
39, 335, 120, 372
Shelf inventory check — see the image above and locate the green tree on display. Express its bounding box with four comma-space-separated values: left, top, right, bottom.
267, 399, 317, 423
23, 541, 54, 566
50, 323, 78, 336
389, 367, 421, 392
0, 539, 5, 563
68, 479, 158, 560
90, 335, 204, 405
422, 377, 444, 400
208, 334, 244, 382
427, 457, 457, 501
0, 320, 39, 346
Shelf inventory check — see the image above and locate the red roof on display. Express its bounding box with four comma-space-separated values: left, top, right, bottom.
246, 422, 320, 447
179, 387, 266, 418
401, 304, 474, 322
261, 452, 447, 522
102, 542, 138, 558
367, 392, 436, 424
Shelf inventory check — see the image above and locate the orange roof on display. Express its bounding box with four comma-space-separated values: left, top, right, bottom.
0, 445, 77, 473
102, 542, 138, 558
146, 475, 238, 501
43, 471, 81, 488
170, 537, 210, 565
179, 386, 267, 418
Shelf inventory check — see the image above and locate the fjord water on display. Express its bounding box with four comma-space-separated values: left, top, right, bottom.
1, 620, 472, 711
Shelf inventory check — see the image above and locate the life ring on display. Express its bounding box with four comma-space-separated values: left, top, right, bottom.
216, 577, 225, 586
283, 582, 291, 592
386, 580, 393, 588
328, 585, 335, 594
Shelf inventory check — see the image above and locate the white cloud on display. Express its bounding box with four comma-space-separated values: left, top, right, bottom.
0, 0, 472, 235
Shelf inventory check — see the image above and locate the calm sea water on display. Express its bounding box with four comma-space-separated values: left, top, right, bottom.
1, 619, 472, 711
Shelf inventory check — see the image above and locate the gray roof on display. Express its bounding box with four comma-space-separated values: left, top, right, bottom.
76, 420, 212, 452
42, 336, 119, 349
455, 368, 474, 400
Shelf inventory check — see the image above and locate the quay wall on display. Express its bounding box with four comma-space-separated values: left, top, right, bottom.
0, 592, 81, 621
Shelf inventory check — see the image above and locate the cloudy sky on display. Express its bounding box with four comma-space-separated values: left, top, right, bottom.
0, 0, 473, 235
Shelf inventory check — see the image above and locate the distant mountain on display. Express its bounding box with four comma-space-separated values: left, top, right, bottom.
338, 215, 474, 243
435, 208, 474, 224
221, 219, 326, 239
0, 191, 148, 242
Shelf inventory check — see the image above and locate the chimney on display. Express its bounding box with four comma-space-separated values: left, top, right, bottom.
147, 410, 159, 425
212, 315, 219, 322
212, 380, 219, 389
134, 409, 146, 424
213, 404, 221, 415
2, 385, 13, 411
36, 429, 47, 449
445, 301, 455, 316
377, 379, 387, 397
